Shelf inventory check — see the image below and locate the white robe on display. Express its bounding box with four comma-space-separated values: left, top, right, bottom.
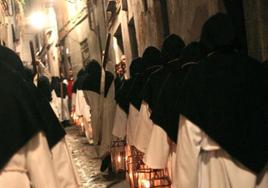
83, 90, 101, 145
51, 89, 70, 122
144, 126, 177, 188
74, 90, 83, 117
71, 93, 76, 111
99, 83, 116, 157
112, 105, 128, 139
51, 138, 80, 188
50, 90, 60, 118
175, 115, 268, 188
134, 102, 154, 153
0, 132, 80, 188
132, 102, 171, 169
143, 125, 170, 169
75, 90, 92, 142
126, 104, 140, 146
0, 132, 59, 188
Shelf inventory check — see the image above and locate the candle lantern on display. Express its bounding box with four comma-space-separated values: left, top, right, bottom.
111, 139, 127, 173
125, 145, 143, 188
126, 145, 171, 188
137, 166, 171, 188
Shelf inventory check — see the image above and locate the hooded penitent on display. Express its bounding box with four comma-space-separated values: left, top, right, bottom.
150, 42, 205, 143
51, 76, 67, 98
127, 47, 162, 110
72, 68, 86, 93
141, 34, 185, 111
38, 75, 52, 102
115, 57, 143, 113
180, 13, 268, 174
81, 59, 101, 94
161, 34, 185, 63
0, 46, 65, 170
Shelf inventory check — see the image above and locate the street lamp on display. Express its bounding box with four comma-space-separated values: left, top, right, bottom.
28, 12, 47, 30
27, 11, 47, 74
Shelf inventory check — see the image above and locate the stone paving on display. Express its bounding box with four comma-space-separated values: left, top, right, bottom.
65, 126, 130, 188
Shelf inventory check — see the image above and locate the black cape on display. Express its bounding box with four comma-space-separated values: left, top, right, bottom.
81, 60, 101, 94
0, 62, 65, 170
180, 49, 268, 174
150, 61, 197, 143
149, 60, 185, 141
141, 61, 177, 111
0, 63, 42, 170
0, 46, 65, 169
37, 75, 52, 102
72, 69, 86, 93
115, 57, 143, 114
141, 35, 185, 111
115, 79, 133, 114
127, 66, 160, 110
150, 42, 205, 142
127, 47, 162, 110
51, 77, 67, 98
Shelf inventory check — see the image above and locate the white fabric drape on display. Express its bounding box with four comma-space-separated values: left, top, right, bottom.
51, 138, 80, 188
134, 102, 154, 152
126, 104, 140, 146
0, 132, 59, 188
112, 105, 128, 139
175, 115, 268, 188
0, 132, 80, 188
83, 90, 101, 145
99, 83, 116, 157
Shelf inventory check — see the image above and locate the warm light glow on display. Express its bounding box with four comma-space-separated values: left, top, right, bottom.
117, 156, 121, 163
141, 179, 150, 188
66, 48, 69, 54
29, 12, 46, 29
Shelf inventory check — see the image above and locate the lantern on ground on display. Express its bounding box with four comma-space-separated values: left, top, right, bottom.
111, 138, 126, 173
126, 145, 171, 188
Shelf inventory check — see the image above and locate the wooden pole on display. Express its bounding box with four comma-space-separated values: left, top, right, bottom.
29, 40, 37, 75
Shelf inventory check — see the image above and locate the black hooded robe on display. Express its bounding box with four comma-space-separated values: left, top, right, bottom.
175, 13, 268, 188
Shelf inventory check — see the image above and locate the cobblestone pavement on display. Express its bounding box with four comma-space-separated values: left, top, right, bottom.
65, 126, 130, 188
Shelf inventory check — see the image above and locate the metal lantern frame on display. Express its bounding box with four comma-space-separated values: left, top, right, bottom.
125, 145, 171, 188
111, 139, 127, 173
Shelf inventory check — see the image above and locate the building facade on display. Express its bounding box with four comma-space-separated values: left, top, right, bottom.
2, 0, 267, 77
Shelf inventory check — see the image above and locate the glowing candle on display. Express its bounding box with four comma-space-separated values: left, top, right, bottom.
141, 179, 150, 188
117, 156, 121, 163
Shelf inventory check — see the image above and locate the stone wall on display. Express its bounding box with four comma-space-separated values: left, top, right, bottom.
55, 0, 268, 77
167, 0, 226, 43
102, 0, 226, 72
244, 0, 268, 61
54, 0, 106, 76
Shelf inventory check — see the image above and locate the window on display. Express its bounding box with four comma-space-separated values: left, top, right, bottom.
87, 0, 96, 31
128, 18, 138, 58
122, 0, 128, 11
114, 25, 124, 53
80, 39, 90, 66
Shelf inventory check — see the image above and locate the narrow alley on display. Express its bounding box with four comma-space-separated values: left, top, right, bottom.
0, 0, 268, 188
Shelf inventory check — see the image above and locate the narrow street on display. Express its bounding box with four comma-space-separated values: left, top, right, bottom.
1, 0, 268, 188
65, 126, 129, 188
